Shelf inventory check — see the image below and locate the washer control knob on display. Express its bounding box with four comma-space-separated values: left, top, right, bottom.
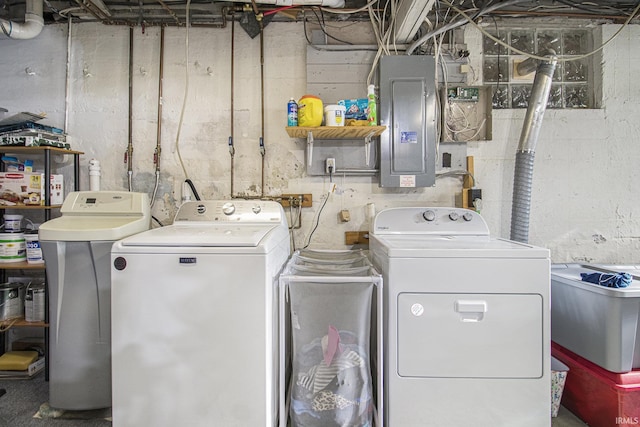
449, 211, 460, 221
196, 204, 206, 215
252, 205, 262, 214
422, 210, 436, 222
222, 202, 236, 215
462, 212, 474, 222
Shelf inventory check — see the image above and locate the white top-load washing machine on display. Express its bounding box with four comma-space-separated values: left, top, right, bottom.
110, 200, 291, 427
369, 207, 550, 427
39, 191, 151, 410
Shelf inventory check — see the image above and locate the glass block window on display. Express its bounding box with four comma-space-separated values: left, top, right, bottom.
483, 28, 592, 109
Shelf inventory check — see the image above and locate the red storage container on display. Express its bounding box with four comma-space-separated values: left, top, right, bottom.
552, 342, 640, 427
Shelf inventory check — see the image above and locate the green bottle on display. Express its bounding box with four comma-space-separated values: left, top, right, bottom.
367, 84, 377, 126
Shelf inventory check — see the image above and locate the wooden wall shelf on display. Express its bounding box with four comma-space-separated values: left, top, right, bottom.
286, 126, 386, 139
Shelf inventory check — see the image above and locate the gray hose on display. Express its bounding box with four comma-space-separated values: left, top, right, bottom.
510, 151, 535, 243
510, 57, 557, 243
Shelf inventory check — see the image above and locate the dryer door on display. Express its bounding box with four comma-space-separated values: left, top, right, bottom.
397, 292, 543, 378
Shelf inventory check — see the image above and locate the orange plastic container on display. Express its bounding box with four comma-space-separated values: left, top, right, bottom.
297, 95, 323, 127
552, 342, 640, 427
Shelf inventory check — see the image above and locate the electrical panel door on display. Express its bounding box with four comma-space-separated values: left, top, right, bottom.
379, 55, 436, 188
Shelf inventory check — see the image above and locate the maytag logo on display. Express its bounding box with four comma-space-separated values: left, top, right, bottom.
179, 257, 197, 264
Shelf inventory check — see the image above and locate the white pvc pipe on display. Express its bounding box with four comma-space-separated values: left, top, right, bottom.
0, 0, 44, 40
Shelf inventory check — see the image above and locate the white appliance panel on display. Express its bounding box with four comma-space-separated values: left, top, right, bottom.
398, 292, 543, 378
111, 252, 277, 427
369, 207, 551, 427
117, 223, 278, 247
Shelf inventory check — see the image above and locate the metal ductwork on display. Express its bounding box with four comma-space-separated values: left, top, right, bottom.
509, 54, 557, 243
0, 0, 44, 39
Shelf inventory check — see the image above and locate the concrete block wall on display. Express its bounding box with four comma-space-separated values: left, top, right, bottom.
0, 21, 638, 263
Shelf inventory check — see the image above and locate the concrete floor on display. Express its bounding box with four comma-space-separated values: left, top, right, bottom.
553, 406, 588, 426
0, 370, 588, 427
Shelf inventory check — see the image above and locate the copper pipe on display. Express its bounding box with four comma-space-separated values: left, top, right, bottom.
259, 26, 265, 197
151, 25, 165, 208
155, 0, 180, 25
490, 10, 636, 22
72, 0, 112, 23
156, 25, 164, 173
230, 12, 235, 198
127, 26, 134, 192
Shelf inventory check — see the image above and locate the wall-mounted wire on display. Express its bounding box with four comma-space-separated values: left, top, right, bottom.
184, 179, 201, 201
303, 189, 332, 249
175, 0, 192, 181
440, 0, 640, 63
436, 169, 477, 187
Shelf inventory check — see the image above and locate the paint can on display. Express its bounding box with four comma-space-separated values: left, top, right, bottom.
324, 104, 346, 127
3, 214, 23, 232
24, 282, 45, 322
0, 282, 25, 321
25, 231, 44, 264
0, 232, 26, 263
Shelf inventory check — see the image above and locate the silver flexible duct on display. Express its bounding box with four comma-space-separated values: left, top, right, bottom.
510, 55, 557, 243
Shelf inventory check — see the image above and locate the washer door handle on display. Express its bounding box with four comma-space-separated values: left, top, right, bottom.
455, 300, 487, 322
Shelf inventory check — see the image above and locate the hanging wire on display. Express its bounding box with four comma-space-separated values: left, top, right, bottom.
441, 0, 640, 63
175, 0, 192, 180
302, 190, 331, 249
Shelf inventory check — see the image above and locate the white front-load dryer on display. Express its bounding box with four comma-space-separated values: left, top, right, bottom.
369, 207, 550, 427
110, 200, 290, 427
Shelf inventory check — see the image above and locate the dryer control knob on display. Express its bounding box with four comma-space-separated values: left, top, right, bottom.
252, 205, 262, 214
449, 212, 460, 221
422, 210, 436, 222
462, 212, 474, 222
222, 202, 236, 215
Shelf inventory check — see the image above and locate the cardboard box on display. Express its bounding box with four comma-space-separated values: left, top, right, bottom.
0, 172, 64, 206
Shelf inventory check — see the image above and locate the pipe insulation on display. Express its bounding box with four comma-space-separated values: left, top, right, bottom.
0, 0, 44, 39
509, 57, 557, 243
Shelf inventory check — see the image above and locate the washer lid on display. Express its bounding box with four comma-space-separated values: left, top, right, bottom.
117, 223, 282, 247
39, 191, 151, 241
371, 234, 550, 258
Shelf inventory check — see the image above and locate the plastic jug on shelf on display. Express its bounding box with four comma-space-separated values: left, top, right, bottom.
298, 95, 323, 127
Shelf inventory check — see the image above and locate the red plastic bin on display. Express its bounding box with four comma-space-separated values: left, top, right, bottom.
552, 342, 640, 427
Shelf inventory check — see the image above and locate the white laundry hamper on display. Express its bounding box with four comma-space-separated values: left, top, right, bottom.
279, 250, 383, 427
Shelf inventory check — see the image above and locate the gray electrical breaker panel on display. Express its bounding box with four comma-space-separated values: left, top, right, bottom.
379, 55, 437, 188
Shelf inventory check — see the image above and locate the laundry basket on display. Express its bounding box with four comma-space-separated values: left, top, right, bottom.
279, 251, 383, 427
294, 249, 368, 265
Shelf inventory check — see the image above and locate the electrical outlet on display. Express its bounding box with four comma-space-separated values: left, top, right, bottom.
325, 158, 336, 174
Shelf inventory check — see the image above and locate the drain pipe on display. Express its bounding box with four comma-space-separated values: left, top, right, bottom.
0, 0, 44, 40
509, 54, 557, 243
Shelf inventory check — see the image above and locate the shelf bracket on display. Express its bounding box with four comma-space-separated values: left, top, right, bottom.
364, 131, 375, 166
307, 131, 314, 165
